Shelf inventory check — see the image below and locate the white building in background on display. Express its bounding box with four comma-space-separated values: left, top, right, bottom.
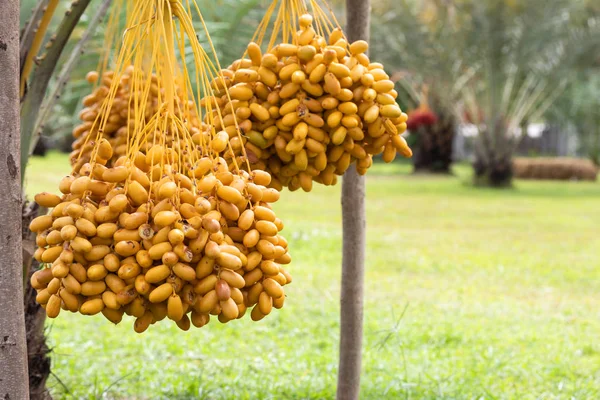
452, 123, 579, 161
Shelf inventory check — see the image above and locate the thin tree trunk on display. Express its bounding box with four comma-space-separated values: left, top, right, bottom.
0, 0, 30, 397
337, 1, 369, 399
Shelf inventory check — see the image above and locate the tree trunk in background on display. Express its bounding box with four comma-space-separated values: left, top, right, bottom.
413, 114, 456, 174
473, 123, 514, 187
0, 0, 31, 397
337, 1, 369, 400
22, 203, 52, 400
473, 155, 513, 187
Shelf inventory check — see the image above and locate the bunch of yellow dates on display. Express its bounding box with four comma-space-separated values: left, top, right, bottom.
208, 13, 412, 192
30, 140, 292, 332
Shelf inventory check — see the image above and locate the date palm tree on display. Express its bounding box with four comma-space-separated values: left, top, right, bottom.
371, 0, 600, 186
408, 94, 457, 174
370, 1, 470, 174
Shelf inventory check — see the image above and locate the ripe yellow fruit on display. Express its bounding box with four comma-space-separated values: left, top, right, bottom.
349, 40, 369, 55
198, 290, 218, 313
30, 215, 53, 232
86, 71, 99, 83
46, 277, 61, 295
134, 311, 153, 333
263, 278, 284, 299
105, 274, 126, 294
220, 269, 245, 289
256, 220, 278, 236
194, 274, 218, 296
60, 289, 80, 312
102, 308, 124, 325
35, 192, 62, 208
103, 166, 129, 183
41, 246, 63, 263
149, 283, 173, 303
220, 298, 239, 320
114, 240, 141, 257
173, 263, 196, 281
145, 265, 171, 284
148, 242, 173, 260
102, 291, 120, 310
218, 252, 243, 270
46, 294, 62, 318
127, 181, 148, 205
80, 298, 105, 315
81, 281, 106, 296
258, 291, 273, 315
202, 14, 411, 193
168, 294, 184, 321
154, 211, 179, 227
250, 305, 265, 321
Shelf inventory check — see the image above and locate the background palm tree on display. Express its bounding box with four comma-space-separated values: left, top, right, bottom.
371, 0, 600, 186
370, 1, 474, 174
463, 0, 600, 186
406, 93, 457, 174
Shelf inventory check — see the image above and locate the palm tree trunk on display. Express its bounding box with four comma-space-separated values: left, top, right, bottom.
473, 155, 513, 187
0, 0, 30, 397
413, 116, 456, 174
337, 1, 369, 399
473, 122, 514, 187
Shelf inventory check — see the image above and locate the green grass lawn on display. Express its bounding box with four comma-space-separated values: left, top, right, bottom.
26, 153, 600, 399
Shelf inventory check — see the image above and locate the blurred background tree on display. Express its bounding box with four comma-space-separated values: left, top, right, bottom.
370, 1, 468, 174
371, 0, 600, 185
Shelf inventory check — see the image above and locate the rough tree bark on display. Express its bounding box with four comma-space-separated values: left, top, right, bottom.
337, 1, 369, 399
0, 0, 31, 397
